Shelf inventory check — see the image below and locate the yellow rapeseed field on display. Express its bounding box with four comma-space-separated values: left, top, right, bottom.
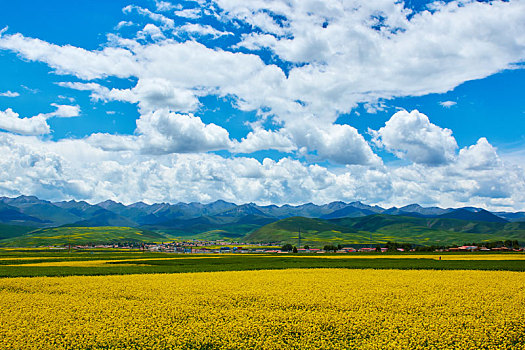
1, 269, 524, 349
4, 253, 525, 267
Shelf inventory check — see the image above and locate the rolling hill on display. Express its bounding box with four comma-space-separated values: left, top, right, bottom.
0, 227, 168, 247
1, 195, 525, 247
0, 223, 36, 240
244, 215, 525, 246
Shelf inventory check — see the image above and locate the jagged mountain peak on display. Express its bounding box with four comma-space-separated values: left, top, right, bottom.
1, 195, 49, 205
0, 195, 522, 232
128, 201, 150, 209
401, 204, 423, 210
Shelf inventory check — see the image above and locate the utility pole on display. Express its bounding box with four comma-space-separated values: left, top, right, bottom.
298, 228, 301, 249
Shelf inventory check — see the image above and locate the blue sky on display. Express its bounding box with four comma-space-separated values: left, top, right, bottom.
0, 0, 524, 210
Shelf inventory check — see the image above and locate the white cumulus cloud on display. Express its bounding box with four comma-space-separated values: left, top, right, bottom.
2, 0, 523, 164
47, 103, 81, 118
458, 137, 500, 170
179, 23, 233, 38
291, 121, 382, 166
0, 132, 523, 211
0, 109, 50, 135
138, 24, 165, 41
0, 103, 79, 136
88, 109, 232, 154
233, 128, 296, 154
0, 91, 19, 98
371, 110, 458, 166
123, 5, 175, 29
136, 109, 233, 154
0, 1, 524, 209
155, 1, 178, 12
439, 101, 457, 108
115, 21, 134, 30
0, 33, 139, 80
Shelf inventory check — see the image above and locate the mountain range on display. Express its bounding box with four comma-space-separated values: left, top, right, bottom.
1, 195, 525, 246
0, 195, 523, 229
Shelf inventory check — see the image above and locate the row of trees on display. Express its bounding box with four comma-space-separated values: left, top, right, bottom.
283, 242, 406, 252
465, 240, 520, 250
281, 243, 313, 253
323, 244, 343, 252
282, 240, 522, 252
384, 242, 413, 252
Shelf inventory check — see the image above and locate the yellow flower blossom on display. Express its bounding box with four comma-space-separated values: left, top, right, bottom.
1, 269, 524, 349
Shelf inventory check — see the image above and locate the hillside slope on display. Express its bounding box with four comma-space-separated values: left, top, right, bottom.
245, 215, 525, 246
0, 223, 36, 240
244, 217, 354, 244
0, 227, 167, 247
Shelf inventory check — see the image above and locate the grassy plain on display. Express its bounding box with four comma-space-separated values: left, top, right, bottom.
1, 250, 524, 349
1, 269, 524, 349
1, 249, 524, 277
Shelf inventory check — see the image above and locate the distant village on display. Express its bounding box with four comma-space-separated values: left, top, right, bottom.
64, 240, 525, 253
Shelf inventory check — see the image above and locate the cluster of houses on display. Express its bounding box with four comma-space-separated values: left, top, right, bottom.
142, 244, 524, 254
58, 241, 524, 253
445, 245, 523, 252
144, 246, 367, 254
137, 243, 398, 253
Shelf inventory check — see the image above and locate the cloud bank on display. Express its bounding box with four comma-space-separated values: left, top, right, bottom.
0, 0, 523, 210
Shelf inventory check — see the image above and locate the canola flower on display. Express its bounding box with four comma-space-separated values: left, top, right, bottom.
1, 269, 524, 349
3, 256, 223, 267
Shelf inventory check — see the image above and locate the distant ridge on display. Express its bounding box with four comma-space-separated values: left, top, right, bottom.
64, 209, 137, 227
0, 196, 520, 229
320, 206, 376, 219
437, 209, 507, 223
1, 195, 525, 246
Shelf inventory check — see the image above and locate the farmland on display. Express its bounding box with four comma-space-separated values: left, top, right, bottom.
2, 0, 524, 347
1, 249, 525, 277
1, 250, 524, 349
1, 268, 524, 349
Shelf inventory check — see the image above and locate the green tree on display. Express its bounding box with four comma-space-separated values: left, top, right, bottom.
281, 243, 293, 251
323, 244, 337, 252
